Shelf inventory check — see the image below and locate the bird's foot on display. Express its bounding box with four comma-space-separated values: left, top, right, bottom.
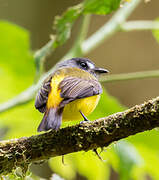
79, 110, 90, 124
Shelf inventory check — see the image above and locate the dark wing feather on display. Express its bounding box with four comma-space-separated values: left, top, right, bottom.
35, 76, 52, 113
59, 76, 102, 107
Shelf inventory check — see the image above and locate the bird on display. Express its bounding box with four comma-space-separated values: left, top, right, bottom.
35, 57, 109, 132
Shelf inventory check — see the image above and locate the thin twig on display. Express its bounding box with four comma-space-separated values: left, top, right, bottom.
34, 39, 55, 82
1, 96, 159, 174
121, 20, 159, 31
0, 85, 37, 113
100, 70, 159, 83
81, 0, 142, 54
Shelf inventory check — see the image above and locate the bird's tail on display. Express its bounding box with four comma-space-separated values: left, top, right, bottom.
37, 107, 63, 132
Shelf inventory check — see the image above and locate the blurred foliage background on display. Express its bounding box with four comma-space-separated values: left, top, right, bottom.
0, 0, 159, 179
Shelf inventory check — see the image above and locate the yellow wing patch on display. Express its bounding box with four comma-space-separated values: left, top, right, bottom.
47, 74, 64, 108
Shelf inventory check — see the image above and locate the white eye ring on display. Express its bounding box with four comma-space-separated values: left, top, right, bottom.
87, 62, 95, 69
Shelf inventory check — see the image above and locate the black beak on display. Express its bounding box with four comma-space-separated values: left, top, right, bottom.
93, 67, 109, 74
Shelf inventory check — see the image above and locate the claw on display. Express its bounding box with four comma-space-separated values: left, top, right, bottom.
80, 120, 90, 124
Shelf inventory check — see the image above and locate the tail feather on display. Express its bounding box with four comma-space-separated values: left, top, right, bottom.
38, 108, 63, 132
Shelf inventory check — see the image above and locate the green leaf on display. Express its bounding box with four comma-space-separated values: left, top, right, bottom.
135, 146, 159, 180
83, 0, 121, 15
0, 21, 36, 137
128, 129, 159, 151
49, 151, 110, 180
1, 101, 40, 138
152, 18, 159, 43
114, 141, 143, 180
0, 21, 35, 102
53, 0, 121, 47
53, 4, 83, 48
127, 129, 159, 179
49, 156, 76, 180
0, 21, 35, 77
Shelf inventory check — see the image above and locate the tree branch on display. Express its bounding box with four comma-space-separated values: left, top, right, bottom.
1, 96, 159, 175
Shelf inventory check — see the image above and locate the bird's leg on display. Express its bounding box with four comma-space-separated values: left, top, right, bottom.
61, 155, 67, 165
79, 110, 90, 123
93, 149, 103, 161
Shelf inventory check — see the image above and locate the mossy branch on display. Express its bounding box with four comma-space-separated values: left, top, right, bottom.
1, 96, 159, 175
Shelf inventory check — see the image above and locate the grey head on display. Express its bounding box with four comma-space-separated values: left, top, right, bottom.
56, 57, 109, 77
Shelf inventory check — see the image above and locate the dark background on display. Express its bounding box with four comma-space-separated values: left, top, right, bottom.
0, 0, 159, 107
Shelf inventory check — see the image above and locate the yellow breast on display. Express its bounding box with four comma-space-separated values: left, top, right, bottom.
62, 94, 100, 121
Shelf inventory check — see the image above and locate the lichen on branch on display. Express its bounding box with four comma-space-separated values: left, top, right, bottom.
1, 96, 159, 175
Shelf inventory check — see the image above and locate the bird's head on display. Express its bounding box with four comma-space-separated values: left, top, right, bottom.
57, 57, 109, 78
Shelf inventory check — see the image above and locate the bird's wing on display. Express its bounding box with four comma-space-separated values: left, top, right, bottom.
59, 76, 102, 107
35, 75, 52, 113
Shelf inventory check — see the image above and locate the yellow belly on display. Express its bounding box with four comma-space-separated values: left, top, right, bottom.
62, 95, 100, 121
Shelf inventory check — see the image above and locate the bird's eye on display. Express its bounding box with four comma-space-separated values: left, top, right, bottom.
80, 62, 88, 69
